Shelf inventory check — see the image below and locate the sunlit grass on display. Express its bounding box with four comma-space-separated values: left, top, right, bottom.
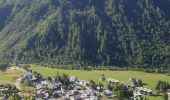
0, 70, 22, 84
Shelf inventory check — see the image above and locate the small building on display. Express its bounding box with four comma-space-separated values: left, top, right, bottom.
136, 87, 152, 95
70, 95, 82, 100
0, 88, 8, 96
99, 74, 105, 81
133, 91, 142, 97
166, 89, 170, 99
107, 78, 119, 84
69, 76, 77, 83
103, 90, 113, 96
79, 80, 89, 87
166, 89, 170, 94
123, 82, 135, 89
23, 71, 32, 80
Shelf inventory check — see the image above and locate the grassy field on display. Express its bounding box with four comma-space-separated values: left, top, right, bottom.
0, 70, 35, 96
30, 66, 170, 100
0, 70, 22, 84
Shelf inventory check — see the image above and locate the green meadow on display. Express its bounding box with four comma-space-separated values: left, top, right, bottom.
0, 70, 22, 84
30, 66, 170, 100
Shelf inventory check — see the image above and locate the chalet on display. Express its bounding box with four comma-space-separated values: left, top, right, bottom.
136, 87, 152, 95
133, 91, 142, 100
36, 81, 62, 90
69, 76, 77, 83
36, 81, 48, 90
166, 89, 170, 94
103, 90, 113, 96
133, 91, 142, 97
49, 83, 62, 90
166, 89, 170, 99
99, 74, 105, 81
123, 82, 135, 89
53, 91, 64, 98
79, 80, 89, 87
70, 95, 82, 100
107, 78, 119, 84
89, 96, 98, 100
44, 93, 49, 99
23, 71, 33, 80
0, 88, 8, 96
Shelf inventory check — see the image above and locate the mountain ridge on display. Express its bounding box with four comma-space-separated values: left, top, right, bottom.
0, 0, 169, 68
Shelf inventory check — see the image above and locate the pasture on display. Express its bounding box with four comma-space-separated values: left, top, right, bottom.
0, 70, 22, 84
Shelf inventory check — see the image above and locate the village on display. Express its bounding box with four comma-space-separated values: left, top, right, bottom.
0, 66, 169, 100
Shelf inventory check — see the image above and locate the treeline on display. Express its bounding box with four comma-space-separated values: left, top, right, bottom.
0, 0, 169, 69
0, 63, 9, 71
155, 80, 170, 100
20, 64, 170, 74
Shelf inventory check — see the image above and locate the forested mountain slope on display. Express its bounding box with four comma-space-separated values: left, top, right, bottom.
0, 0, 169, 68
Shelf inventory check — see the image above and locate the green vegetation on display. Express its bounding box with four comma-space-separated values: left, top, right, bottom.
0, 0, 169, 69
0, 70, 22, 84
21, 84, 36, 96
0, 63, 9, 71
114, 84, 133, 100
155, 80, 170, 92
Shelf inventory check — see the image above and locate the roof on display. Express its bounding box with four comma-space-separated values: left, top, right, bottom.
23, 71, 32, 76
133, 92, 142, 96
70, 95, 81, 100
166, 89, 170, 92
104, 90, 113, 95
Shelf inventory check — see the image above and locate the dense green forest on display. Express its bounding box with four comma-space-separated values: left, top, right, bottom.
0, 0, 169, 69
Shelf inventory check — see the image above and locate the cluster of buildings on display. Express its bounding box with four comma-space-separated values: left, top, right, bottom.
133, 87, 152, 99
4, 67, 157, 100
136, 87, 152, 95
0, 83, 19, 99
35, 77, 99, 100
133, 86, 152, 99
34, 76, 116, 100
102, 76, 153, 99
31, 74, 154, 100
0, 84, 8, 98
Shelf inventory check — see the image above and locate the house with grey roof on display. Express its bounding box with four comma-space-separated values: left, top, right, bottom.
23, 71, 33, 80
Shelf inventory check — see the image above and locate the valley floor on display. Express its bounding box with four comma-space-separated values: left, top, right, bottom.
0, 66, 169, 100
30, 66, 170, 100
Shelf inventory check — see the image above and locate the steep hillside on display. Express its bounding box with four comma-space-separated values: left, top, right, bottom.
0, 0, 169, 68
